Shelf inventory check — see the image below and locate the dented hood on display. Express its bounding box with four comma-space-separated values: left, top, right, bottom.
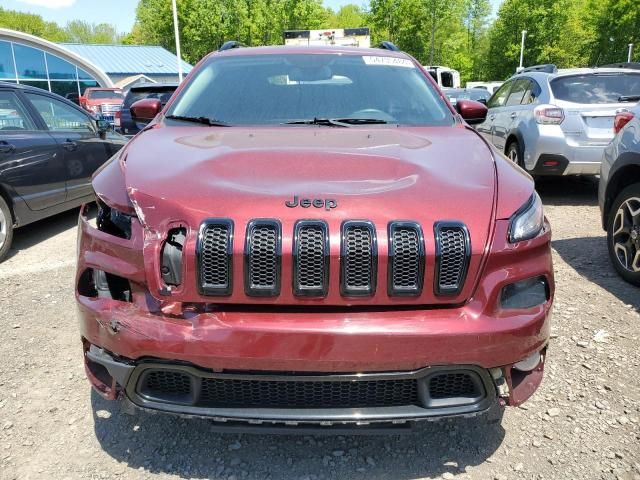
121, 125, 498, 305
125, 125, 496, 227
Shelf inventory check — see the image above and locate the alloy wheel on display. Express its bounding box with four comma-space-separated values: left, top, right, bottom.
0, 206, 6, 250
612, 196, 640, 272
507, 147, 518, 163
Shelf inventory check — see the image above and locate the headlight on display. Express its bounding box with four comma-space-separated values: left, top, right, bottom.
509, 192, 544, 243
96, 198, 133, 239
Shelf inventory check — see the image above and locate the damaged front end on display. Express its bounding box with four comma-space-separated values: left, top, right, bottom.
76, 143, 552, 428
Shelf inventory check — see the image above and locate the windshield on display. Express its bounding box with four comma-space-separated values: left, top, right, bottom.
167, 54, 453, 126
124, 87, 177, 108
444, 89, 490, 103
87, 90, 124, 100
551, 73, 640, 104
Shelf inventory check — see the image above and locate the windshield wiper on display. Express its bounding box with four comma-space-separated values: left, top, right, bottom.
285, 117, 391, 127
618, 95, 640, 103
165, 114, 231, 126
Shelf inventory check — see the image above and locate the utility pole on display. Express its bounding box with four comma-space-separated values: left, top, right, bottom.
517, 30, 527, 73
172, 0, 183, 83
629, 44, 634, 63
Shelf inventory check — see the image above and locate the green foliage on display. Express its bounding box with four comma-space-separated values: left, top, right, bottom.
586, 0, 640, 65
0, 7, 68, 42
0, 7, 123, 44
132, 0, 336, 64
369, 0, 489, 83
65, 20, 124, 44
327, 4, 368, 28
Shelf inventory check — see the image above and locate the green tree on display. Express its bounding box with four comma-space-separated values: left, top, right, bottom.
65, 20, 124, 44
586, 0, 639, 65
133, 0, 333, 64
0, 7, 69, 42
485, 0, 591, 80
327, 4, 368, 28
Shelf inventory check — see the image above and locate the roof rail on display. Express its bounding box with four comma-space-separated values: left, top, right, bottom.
377, 41, 400, 52
600, 62, 640, 70
219, 41, 242, 52
520, 64, 557, 74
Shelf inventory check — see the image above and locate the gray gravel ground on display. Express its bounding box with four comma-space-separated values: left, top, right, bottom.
0, 177, 638, 480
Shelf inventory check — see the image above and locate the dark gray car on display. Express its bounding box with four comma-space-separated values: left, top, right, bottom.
0, 81, 127, 261
599, 104, 640, 285
118, 82, 178, 135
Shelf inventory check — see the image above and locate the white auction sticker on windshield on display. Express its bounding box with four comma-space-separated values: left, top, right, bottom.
362, 56, 415, 68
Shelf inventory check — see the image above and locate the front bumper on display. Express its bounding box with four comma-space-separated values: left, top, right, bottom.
77, 207, 553, 425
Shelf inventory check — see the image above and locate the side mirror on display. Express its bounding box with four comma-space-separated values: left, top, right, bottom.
96, 119, 111, 139
130, 98, 162, 126
456, 99, 488, 125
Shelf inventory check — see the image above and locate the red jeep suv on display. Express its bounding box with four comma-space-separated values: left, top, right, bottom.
76, 42, 554, 431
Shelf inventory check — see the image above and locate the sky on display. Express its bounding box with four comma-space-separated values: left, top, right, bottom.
3, 0, 504, 34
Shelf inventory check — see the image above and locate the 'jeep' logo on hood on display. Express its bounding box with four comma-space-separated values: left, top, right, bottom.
285, 195, 337, 211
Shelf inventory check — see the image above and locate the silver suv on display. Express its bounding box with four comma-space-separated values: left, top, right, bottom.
477, 64, 640, 176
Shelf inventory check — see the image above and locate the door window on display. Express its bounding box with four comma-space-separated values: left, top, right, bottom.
25, 93, 94, 132
521, 79, 540, 104
487, 81, 512, 108
505, 79, 529, 106
0, 90, 36, 130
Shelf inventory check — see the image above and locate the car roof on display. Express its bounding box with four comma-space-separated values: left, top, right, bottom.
512, 66, 640, 82
208, 44, 412, 60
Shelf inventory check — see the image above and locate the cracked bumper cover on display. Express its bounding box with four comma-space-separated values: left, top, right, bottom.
77, 209, 552, 424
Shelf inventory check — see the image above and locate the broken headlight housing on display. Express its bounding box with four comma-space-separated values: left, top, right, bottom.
500, 276, 549, 309
96, 198, 133, 240
509, 192, 544, 243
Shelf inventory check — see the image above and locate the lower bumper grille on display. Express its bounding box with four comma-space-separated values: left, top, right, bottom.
131, 365, 491, 417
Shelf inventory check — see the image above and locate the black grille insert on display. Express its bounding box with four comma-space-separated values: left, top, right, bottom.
293, 220, 329, 297
341, 221, 377, 296
140, 370, 192, 403
388, 222, 425, 296
429, 372, 479, 399
244, 219, 281, 296
434, 222, 470, 295
199, 377, 419, 408
197, 219, 233, 296
134, 367, 489, 412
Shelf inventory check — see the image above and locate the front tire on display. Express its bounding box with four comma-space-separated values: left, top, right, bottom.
0, 196, 14, 263
607, 184, 640, 286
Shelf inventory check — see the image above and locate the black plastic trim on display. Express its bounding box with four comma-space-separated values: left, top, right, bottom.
377, 41, 400, 51
292, 220, 330, 297
340, 220, 377, 297
244, 219, 282, 297
196, 218, 234, 296
433, 221, 471, 296
387, 221, 425, 297
124, 362, 496, 424
529, 154, 569, 176
219, 40, 242, 51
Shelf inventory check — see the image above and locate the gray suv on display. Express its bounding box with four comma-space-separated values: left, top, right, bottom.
477, 64, 640, 176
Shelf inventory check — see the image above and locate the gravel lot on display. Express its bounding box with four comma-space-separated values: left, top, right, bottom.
0, 177, 638, 480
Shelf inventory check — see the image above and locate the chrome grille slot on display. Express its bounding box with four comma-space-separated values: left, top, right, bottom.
341, 221, 377, 296
388, 222, 425, 296
197, 219, 233, 296
293, 220, 329, 297
244, 220, 281, 296
434, 222, 470, 295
